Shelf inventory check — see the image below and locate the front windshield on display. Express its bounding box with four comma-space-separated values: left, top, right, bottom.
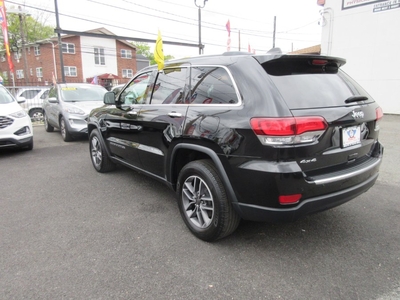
61, 86, 106, 102
0, 88, 15, 104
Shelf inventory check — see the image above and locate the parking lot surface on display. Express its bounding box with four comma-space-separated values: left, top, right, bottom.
0, 115, 399, 299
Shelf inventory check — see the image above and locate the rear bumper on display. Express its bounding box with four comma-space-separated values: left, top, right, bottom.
233, 171, 379, 222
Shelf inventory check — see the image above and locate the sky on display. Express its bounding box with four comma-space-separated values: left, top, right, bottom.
5, 0, 323, 59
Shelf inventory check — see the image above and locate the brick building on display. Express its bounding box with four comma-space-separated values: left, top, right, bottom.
0, 27, 149, 89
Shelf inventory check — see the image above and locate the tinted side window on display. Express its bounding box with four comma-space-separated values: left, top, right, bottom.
48, 87, 57, 99
20, 89, 41, 99
189, 66, 238, 104
150, 68, 187, 105
40, 90, 49, 99
120, 73, 153, 105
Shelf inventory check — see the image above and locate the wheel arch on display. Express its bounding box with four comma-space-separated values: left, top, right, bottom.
87, 122, 114, 159
169, 143, 239, 205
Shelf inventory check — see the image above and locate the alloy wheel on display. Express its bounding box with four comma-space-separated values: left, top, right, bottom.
182, 175, 214, 228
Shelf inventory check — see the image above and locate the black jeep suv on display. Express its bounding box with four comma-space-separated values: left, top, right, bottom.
88, 51, 384, 241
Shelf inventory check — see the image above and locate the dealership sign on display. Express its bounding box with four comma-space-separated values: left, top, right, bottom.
342, 0, 386, 9
373, 0, 400, 12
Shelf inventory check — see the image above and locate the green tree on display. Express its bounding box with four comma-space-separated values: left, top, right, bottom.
132, 42, 174, 65
6, 12, 54, 51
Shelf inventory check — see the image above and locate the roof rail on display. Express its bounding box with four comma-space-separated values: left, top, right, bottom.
222, 51, 253, 56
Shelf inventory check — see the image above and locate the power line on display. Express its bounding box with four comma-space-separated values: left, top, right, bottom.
6, 0, 321, 53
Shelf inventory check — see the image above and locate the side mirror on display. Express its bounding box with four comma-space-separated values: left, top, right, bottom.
48, 97, 58, 104
17, 96, 26, 103
104, 91, 116, 105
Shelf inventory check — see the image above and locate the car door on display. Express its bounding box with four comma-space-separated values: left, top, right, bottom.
103, 72, 154, 169
44, 86, 60, 128
137, 67, 190, 179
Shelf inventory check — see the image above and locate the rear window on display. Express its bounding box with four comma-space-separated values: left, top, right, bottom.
263, 58, 373, 109
19, 89, 41, 99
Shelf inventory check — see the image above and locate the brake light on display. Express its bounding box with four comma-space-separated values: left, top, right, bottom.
376, 107, 383, 120
250, 117, 327, 146
375, 107, 383, 130
312, 59, 328, 65
279, 194, 302, 205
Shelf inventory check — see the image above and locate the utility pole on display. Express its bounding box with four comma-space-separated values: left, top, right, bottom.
238, 30, 241, 51
8, 6, 30, 85
18, 7, 29, 85
194, 0, 208, 55
273, 16, 276, 48
54, 0, 65, 83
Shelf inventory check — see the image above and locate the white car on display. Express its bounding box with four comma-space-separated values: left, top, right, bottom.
17, 87, 50, 122
0, 85, 33, 150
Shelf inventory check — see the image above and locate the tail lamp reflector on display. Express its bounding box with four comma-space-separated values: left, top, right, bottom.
279, 194, 302, 205
376, 107, 383, 120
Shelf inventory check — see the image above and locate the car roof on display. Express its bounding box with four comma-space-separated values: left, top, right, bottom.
137, 51, 346, 73
57, 83, 106, 88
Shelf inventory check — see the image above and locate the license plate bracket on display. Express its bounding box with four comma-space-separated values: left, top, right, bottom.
342, 125, 361, 148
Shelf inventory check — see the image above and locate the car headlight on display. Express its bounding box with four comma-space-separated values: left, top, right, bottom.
64, 106, 85, 115
10, 110, 28, 118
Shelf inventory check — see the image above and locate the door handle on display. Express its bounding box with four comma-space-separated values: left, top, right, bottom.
168, 112, 182, 118
128, 111, 138, 116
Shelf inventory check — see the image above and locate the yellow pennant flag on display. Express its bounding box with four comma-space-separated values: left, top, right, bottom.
154, 30, 164, 70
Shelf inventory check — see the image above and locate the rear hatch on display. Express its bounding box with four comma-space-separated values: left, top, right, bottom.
254, 55, 383, 191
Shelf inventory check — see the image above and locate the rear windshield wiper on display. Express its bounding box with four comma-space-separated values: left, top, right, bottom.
345, 95, 368, 104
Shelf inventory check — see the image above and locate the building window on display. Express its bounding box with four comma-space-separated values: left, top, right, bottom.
36, 67, 43, 77
34, 46, 40, 56
30, 68, 33, 76
62, 43, 75, 54
16, 70, 24, 79
14, 52, 21, 60
64, 66, 77, 77
1, 54, 5, 62
122, 69, 133, 78
121, 49, 132, 59
94, 47, 105, 65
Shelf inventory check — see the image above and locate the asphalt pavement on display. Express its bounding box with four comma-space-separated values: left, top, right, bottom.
0, 115, 399, 300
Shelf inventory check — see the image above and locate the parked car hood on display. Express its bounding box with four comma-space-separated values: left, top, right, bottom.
65, 101, 104, 114
1, 101, 24, 115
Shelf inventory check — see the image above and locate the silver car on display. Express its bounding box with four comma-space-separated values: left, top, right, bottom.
42, 83, 108, 142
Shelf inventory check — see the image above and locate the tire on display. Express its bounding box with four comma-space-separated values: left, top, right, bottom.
60, 116, 72, 142
89, 129, 116, 173
44, 112, 54, 132
177, 159, 241, 241
29, 108, 44, 123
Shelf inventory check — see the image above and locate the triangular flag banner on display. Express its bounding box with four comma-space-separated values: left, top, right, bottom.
154, 30, 164, 70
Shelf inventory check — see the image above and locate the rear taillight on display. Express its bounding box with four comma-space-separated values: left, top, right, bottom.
376, 107, 383, 120
375, 107, 383, 130
250, 116, 327, 146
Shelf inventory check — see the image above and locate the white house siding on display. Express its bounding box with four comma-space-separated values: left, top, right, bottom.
320, 0, 400, 114
80, 36, 118, 79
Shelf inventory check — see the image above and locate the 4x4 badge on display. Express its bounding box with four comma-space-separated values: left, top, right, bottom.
352, 110, 364, 119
